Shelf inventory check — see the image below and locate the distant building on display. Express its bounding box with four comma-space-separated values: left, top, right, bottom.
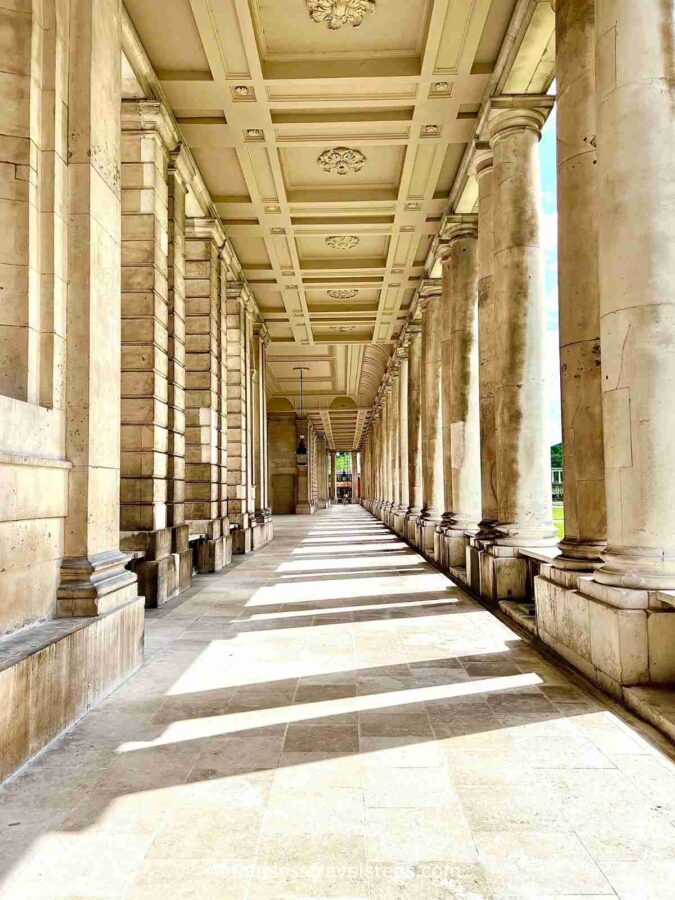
552, 467, 563, 501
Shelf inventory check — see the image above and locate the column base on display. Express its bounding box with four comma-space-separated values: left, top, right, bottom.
121, 527, 185, 609
295, 502, 316, 515
392, 508, 407, 537
534, 564, 675, 698
416, 517, 439, 558
57, 550, 139, 617
1, 595, 144, 784
405, 513, 421, 547
478, 544, 528, 603
233, 518, 275, 554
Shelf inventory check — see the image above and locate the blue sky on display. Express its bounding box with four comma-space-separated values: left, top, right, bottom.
539, 107, 562, 446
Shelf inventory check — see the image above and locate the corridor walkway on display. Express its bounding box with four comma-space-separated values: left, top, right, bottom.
1, 508, 675, 898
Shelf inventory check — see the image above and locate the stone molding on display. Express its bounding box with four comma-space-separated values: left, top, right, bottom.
185, 216, 226, 247
120, 99, 179, 150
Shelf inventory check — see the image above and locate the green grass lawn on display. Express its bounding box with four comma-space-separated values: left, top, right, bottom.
553, 503, 564, 540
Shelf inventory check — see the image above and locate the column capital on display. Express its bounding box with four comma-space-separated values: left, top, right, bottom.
439, 214, 478, 245
121, 99, 179, 150
473, 145, 494, 179
169, 143, 196, 188
417, 278, 442, 309
487, 96, 554, 146
226, 280, 245, 301
185, 216, 226, 247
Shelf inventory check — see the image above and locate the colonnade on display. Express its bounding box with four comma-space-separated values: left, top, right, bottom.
363, 0, 675, 700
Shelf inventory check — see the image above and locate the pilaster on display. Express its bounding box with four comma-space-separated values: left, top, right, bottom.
184, 217, 227, 571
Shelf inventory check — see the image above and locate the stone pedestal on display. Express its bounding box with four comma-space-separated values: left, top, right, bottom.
479, 545, 528, 603
535, 565, 675, 699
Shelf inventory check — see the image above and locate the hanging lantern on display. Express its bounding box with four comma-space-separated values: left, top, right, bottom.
294, 367, 310, 466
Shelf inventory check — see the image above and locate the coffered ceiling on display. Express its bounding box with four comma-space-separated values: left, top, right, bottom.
124, 0, 553, 450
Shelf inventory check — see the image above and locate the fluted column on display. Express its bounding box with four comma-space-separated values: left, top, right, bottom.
591, 0, 675, 590
442, 220, 482, 568
418, 282, 444, 555
405, 323, 423, 543
488, 103, 557, 548
475, 150, 499, 530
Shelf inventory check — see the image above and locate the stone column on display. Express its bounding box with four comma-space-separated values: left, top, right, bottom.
330, 451, 337, 502
381, 390, 391, 516
592, 0, 675, 592
437, 245, 454, 566
437, 220, 482, 573
488, 102, 557, 549
546, 0, 606, 570
352, 450, 359, 503
184, 218, 225, 572
387, 371, 400, 520
551, 0, 607, 571
119, 101, 178, 606
166, 147, 193, 591
373, 410, 383, 515
58, 0, 138, 616
405, 323, 423, 544
253, 324, 272, 532
417, 282, 444, 556
225, 283, 252, 552
475, 150, 499, 531
394, 348, 410, 535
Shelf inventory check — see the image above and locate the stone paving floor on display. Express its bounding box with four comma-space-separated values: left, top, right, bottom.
2, 507, 675, 899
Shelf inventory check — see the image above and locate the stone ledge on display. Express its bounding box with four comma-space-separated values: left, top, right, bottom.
624, 686, 675, 743
0, 597, 144, 783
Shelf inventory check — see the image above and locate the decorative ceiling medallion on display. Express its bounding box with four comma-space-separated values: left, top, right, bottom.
318, 146, 366, 176
431, 81, 450, 93
330, 324, 356, 332
326, 235, 360, 250
265, 205, 281, 214
306, 0, 375, 30
422, 124, 441, 136
328, 289, 358, 299
245, 128, 264, 140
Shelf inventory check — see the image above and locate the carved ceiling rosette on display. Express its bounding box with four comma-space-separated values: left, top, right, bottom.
326, 235, 360, 250
328, 289, 358, 299
317, 146, 366, 176
306, 0, 376, 30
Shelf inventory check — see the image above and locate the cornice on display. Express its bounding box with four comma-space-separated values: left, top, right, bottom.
120, 100, 179, 151
185, 217, 226, 247
121, 7, 262, 332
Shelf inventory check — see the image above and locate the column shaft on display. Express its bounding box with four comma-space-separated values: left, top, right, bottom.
120, 106, 172, 536
420, 292, 443, 520
398, 352, 410, 513
594, 0, 675, 588
552, 0, 607, 568
406, 326, 423, 519
444, 226, 482, 563
489, 107, 556, 546
475, 154, 499, 527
